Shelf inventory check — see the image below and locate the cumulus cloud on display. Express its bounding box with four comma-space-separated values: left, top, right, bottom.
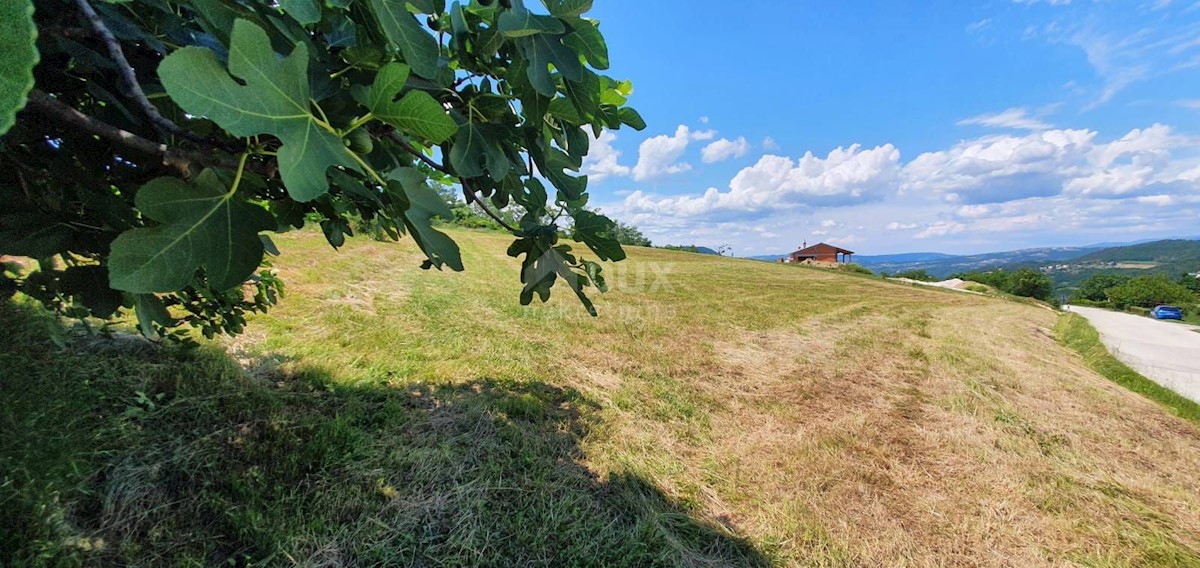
580, 130, 630, 182
762, 137, 780, 151
622, 144, 902, 218
612, 122, 1200, 252
904, 123, 1197, 204
957, 107, 1053, 131
631, 125, 715, 181
701, 137, 751, 163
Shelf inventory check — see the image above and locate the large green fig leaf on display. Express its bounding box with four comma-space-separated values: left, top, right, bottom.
109, 171, 275, 293
387, 169, 463, 271
368, 0, 441, 79
571, 209, 625, 262
368, 62, 457, 143
0, 0, 38, 136
158, 19, 358, 202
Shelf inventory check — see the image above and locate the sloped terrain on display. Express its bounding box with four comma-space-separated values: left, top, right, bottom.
4, 229, 1200, 566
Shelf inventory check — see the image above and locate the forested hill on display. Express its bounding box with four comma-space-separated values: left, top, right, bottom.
1074, 239, 1200, 264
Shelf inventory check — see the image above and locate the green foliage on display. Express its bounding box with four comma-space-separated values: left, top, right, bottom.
1178, 273, 1200, 294
1007, 268, 1054, 302
839, 263, 873, 276
3, 0, 644, 337
954, 268, 1054, 302
0, 0, 37, 134
893, 269, 936, 282
1105, 274, 1197, 309
109, 171, 276, 293
1070, 273, 1131, 303
661, 244, 718, 255
609, 219, 652, 247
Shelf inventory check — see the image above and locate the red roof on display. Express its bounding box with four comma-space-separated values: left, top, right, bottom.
791, 242, 854, 256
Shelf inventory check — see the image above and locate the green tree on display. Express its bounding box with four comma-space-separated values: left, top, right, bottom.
894, 269, 936, 282
1178, 273, 1200, 295
1, 0, 645, 337
1106, 275, 1197, 309
1070, 273, 1131, 303
1007, 268, 1054, 302
609, 220, 651, 247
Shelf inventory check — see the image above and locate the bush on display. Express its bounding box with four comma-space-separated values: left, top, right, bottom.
1072, 273, 1131, 303
1008, 268, 1054, 302
893, 269, 936, 282
610, 221, 652, 247
1106, 275, 1197, 309
965, 284, 989, 294
839, 264, 874, 276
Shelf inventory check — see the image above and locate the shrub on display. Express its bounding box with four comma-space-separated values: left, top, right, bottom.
1106, 275, 1197, 309
893, 269, 936, 282
1071, 273, 1131, 303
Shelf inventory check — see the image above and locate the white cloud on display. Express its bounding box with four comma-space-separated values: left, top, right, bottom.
1177, 99, 1200, 110
828, 235, 863, 246
581, 130, 630, 182
914, 222, 967, 239
699, 116, 710, 124
609, 123, 1200, 253
1021, 4, 1200, 109
701, 137, 750, 163
902, 128, 1097, 203
957, 107, 1053, 131
622, 145, 902, 218
966, 18, 992, 34
762, 137, 780, 151
630, 125, 718, 181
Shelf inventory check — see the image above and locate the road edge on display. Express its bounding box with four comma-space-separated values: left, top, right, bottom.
1054, 313, 1200, 425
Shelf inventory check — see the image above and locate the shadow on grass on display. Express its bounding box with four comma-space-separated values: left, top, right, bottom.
0, 300, 769, 567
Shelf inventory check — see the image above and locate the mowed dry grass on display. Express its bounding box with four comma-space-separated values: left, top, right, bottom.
247, 228, 1200, 566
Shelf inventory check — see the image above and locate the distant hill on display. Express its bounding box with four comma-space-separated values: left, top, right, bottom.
854, 247, 1099, 278
744, 237, 1200, 278
1045, 239, 1200, 293
1074, 239, 1200, 264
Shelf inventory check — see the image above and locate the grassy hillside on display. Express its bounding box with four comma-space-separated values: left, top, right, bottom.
5, 228, 1200, 566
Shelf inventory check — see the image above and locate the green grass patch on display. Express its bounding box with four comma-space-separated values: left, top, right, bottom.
0, 300, 766, 566
1055, 313, 1200, 425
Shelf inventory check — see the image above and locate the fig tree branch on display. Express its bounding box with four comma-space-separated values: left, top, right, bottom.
27, 90, 251, 174
74, 0, 211, 146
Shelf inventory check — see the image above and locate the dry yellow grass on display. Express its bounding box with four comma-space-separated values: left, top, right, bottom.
230, 228, 1200, 566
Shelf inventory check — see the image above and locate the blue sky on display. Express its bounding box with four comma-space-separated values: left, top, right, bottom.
575, 0, 1200, 255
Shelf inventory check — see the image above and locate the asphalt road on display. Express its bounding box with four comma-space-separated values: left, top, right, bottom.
1067, 305, 1200, 404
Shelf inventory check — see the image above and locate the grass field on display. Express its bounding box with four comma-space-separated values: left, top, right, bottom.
5, 228, 1200, 566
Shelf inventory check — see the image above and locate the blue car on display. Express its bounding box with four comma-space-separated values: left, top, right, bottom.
1151, 305, 1184, 320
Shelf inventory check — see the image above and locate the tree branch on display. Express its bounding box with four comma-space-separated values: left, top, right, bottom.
26, 89, 246, 173
462, 179, 519, 233
74, 0, 210, 145
386, 132, 517, 233
388, 131, 450, 174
